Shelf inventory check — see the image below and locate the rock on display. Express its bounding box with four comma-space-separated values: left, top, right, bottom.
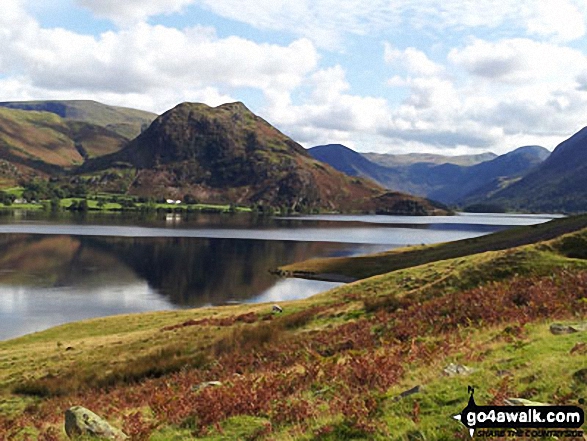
443, 363, 475, 376
549, 322, 587, 335
573, 368, 587, 385
272, 304, 283, 313
504, 398, 550, 406
570, 342, 587, 355
192, 380, 223, 392
65, 406, 127, 440
393, 385, 423, 401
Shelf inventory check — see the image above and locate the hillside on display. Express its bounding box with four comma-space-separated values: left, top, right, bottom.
81, 102, 449, 214
309, 144, 549, 205
427, 145, 550, 204
0, 106, 130, 185
277, 213, 587, 280
0, 100, 157, 140
482, 127, 587, 213
1, 216, 587, 439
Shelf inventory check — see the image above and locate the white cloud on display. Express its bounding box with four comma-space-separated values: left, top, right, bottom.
0, 6, 319, 113
75, 0, 196, 26
521, 0, 586, 42
577, 72, 587, 91
448, 38, 587, 85
265, 66, 391, 146
384, 44, 444, 77
58, 0, 583, 49
188, 0, 587, 48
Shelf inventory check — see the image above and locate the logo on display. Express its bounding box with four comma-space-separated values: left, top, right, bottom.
453, 386, 585, 438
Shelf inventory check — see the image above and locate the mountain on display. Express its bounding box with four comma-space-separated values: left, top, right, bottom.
81, 102, 449, 214
309, 144, 549, 205
308, 144, 400, 186
427, 145, 550, 204
0, 100, 157, 140
480, 127, 587, 213
364, 151, 497, 167
0, 106, 129, 184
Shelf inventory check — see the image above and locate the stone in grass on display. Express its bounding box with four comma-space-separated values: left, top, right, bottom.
443, 363, 475, 376
192, 380, 223, 392
549, 322, 587, 335
573, 368, 587, 385
504, 398, 550, 406
392, 385, 423, 402
65, 406, 128, 440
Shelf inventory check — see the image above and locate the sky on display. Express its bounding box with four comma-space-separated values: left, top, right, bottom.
1, 0, 587, 155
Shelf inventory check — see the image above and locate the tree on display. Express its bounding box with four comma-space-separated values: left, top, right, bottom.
50, 198, 61, 212
183, 193, 198, 205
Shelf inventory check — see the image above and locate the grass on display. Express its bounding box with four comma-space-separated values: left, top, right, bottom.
1, 220, 587, 439
277, 214, 587, 280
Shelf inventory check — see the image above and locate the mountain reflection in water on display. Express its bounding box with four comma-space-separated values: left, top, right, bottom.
0, 234, 352, 307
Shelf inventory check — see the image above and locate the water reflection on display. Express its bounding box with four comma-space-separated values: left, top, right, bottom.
0, 211, 559, 341
0, 234, 355, 340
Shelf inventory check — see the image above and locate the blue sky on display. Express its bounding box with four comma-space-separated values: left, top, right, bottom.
1, 0, 587, 154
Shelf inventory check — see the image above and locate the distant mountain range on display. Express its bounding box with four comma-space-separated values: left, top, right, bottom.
1, 98, 586, 213
479, 127, 587, 213
309, 144, 550, 206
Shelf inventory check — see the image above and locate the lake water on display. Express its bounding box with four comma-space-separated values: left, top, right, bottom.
0, 211, 560, 340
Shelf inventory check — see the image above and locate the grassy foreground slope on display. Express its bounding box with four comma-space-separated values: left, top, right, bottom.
1, 222, 587, 439
277, 214, 587, 280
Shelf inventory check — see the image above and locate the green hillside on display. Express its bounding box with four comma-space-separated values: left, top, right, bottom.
0, 100, 157, 140
1, 217, 586, 439
0, 107, 133, 185
277, 214, 587, 280
480, 126, 587, 213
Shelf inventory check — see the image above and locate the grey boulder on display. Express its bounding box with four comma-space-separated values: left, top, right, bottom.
64, 406, 128, 440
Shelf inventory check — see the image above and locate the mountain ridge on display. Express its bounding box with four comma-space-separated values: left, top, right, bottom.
79, 102, 449, 214
309, 143, 550, 205
480, 126, 587, 212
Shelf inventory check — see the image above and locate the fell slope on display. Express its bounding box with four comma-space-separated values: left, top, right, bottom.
483, 127, 587, 213
82, 102, 448, 214
0, 107, 129, 183
0, 100, 157, 140
278, 214, 587, 279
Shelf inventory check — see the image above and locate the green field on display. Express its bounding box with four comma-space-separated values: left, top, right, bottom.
0, 189, 253, 214
0, 217, 586, 439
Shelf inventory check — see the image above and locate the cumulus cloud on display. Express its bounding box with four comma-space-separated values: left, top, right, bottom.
0, 5, 318, 113
577, 72, 587, 91
265, 66, 391, 146
448, 39, 587, 84
384, 44, 444, 77
522, 0, 586, 42
75, 0, 196, 26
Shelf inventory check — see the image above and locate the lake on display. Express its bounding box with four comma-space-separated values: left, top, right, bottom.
0, 211, 560, 340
